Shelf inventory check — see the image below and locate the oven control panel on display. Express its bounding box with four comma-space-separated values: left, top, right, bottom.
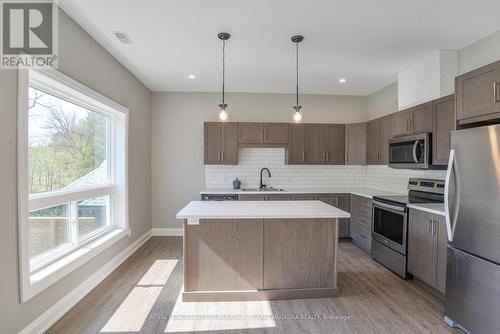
408, 178, 445, 194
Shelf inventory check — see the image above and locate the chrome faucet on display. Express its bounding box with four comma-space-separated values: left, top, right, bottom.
259, 168, 271, 190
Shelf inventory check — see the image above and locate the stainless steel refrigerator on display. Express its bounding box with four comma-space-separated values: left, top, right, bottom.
444, 124, 500, 333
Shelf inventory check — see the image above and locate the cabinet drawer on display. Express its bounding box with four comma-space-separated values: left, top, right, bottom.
358, 215, 371, 228
356, 224, 372, 250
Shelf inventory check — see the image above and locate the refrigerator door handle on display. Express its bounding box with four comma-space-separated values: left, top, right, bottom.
445, 149, 460, 241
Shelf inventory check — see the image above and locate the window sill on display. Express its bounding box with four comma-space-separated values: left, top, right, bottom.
22, 228, 130, 302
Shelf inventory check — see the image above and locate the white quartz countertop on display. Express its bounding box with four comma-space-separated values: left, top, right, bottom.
407, 203, 445, 216
200, 187, 404, 199
176, 200, 351, 220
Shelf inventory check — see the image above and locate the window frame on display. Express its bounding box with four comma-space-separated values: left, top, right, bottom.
18, 69, 130, 302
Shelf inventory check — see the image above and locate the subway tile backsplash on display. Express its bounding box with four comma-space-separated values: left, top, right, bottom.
205, 148, 446, 192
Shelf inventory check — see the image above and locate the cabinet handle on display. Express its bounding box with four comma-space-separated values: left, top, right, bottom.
433, 219, 437, 236
495, 82, 500, 103
264, 131, 267, 141
427, 219, 432, 235
345, 152, 349, 162
221, 151, 224, 162
326, 152, 329, 162
302, 152, 305, 162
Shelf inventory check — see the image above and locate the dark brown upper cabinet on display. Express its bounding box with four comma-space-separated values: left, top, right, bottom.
432, 94, 455, 165
412, 101, 433, 133
204, 122, 238, 165
238, 122, 289, 146
456, 60, 500, 125
345, 122, 366, 165
238, 123, 263, 144
378, 115, 393, 164
287, 124, 305, 164
325, 124, 345, 164
304, 124, 326, 163
287, 124, 345, 165
366, 115, 393, 165
393, 108, 413, 137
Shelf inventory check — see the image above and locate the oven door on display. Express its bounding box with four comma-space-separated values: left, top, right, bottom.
388, 133, 430, 169
372, 201, 408, 255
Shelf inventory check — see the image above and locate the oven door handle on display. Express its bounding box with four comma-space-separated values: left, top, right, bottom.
373, 200, 406, 212
412, 140, 419, 163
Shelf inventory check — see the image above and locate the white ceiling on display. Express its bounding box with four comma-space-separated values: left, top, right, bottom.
60, 0, 500, 95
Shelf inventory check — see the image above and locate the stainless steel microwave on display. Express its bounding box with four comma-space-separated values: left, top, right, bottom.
388, 133, 430, 169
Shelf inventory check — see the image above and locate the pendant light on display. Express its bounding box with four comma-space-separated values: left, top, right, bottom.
218, 32, 230, 121
291, 35, 304, 122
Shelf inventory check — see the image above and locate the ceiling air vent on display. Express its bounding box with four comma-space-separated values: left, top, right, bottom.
113, 31, 132, 44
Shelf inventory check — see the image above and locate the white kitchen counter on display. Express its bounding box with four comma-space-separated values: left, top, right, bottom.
407, 203, 445, 216
200, 187, 404, 199
176, 200, 351, 220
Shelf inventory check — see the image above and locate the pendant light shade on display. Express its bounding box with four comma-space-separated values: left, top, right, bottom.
218, 32, 230, 121
291, 35, 304, 122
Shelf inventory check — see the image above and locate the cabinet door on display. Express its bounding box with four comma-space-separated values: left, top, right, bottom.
288, 124, 305, 164
349, 195, 359, 239
412, 102, 433, 134
239, 194, 266, 201
378, 115, 393, 164
408, 209, 437, 287
263, 123, 289, 144
393, 109, 413, 137
345, 123, 366, 165
316, 195, 339, 207
204, 122, 221, 164
456, 60, 500, 124
238, 123, 263, 144
304, 124, 326, 163
221, 122, 238, 165
338, 195, 350, 237
325, 124, 345, 164
435, 215, 448, 294
366, 119, 380, 164
266, 194, 294, 201
433, 95, 455, 165
294, 194, 316, 201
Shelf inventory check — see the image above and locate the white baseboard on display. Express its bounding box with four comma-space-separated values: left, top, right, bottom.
152, 228, 183, 236
19, 229, 152, 334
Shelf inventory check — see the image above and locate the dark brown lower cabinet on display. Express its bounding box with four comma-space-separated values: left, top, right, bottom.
408, 209, 447, 294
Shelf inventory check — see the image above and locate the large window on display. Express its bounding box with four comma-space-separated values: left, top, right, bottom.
18, 69, 129, 302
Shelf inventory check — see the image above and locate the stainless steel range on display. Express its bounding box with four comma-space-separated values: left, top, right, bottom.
371, 178, 445, 278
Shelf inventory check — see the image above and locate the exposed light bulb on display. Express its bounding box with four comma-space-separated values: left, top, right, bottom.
188, 74, 196, 79
219, 108, 228, 121
293, 110, 302, 122
339, 78, 347, 83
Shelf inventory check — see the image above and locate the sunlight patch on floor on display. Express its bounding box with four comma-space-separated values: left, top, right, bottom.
101, 286, 162, 332
138, 259, 178, 286
164, 290, 276, 332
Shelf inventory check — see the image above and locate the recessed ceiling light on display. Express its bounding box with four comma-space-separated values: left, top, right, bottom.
188, 74, 196, 79
339, 78, 347, 83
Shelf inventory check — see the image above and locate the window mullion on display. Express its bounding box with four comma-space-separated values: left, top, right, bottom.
70, 201, 78, 245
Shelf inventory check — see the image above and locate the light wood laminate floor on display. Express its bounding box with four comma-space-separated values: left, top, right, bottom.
47, 237, 458, 333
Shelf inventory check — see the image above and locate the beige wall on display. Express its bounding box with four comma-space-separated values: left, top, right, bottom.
365, 82, 398, 120
151, 92, 368, 229
458, 29, 500, 74
0, 9, 152, 333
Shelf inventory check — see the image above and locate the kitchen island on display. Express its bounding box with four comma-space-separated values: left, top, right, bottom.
176, 200, 350, 301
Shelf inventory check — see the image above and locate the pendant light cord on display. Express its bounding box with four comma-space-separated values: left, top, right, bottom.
296, 41, 299, 107
222, 39, 226, 106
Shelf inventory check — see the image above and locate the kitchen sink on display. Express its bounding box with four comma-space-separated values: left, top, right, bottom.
241, 187, 285, 192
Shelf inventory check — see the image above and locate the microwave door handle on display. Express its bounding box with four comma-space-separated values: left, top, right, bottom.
444, 149, 460, 241
412, 140, 419, 163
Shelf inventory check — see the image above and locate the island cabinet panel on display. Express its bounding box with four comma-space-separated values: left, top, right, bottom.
287, 124, 305, 164
345, 122, 366, 165
184, 219, 263, 291
263, 219, 337, 289
456, 60, 500, 125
